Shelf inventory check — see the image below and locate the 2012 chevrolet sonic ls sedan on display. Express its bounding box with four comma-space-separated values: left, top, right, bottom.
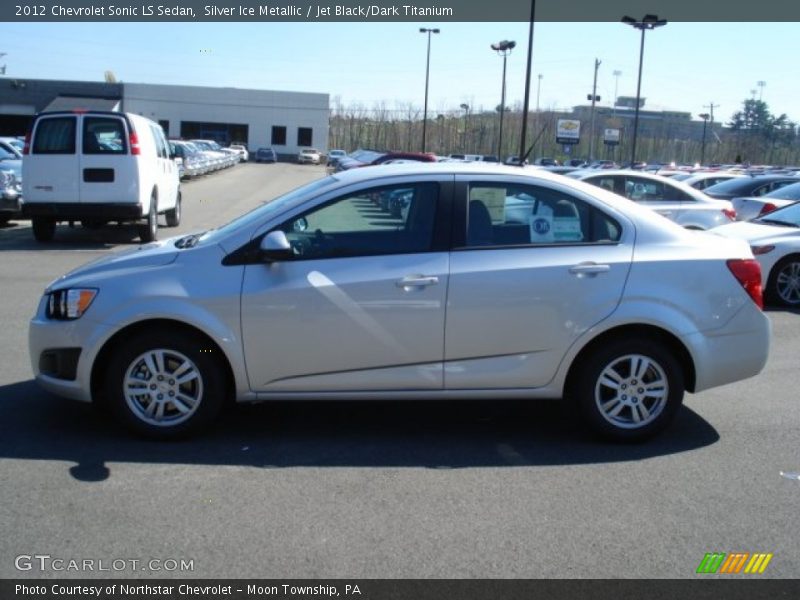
29, 163, 770, 441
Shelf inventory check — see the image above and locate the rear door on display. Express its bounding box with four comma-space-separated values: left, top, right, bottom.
23, 114, 79, 204
149, 123, 178, 209
79, 114, 136, 204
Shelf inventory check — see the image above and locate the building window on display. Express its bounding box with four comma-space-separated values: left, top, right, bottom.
271, 126, 287, 146
158, 120, 169, 135
297, 127, 313, 147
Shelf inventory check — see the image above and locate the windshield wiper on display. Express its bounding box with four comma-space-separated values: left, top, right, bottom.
755, 218, 798, 228
174, 232, 205, 248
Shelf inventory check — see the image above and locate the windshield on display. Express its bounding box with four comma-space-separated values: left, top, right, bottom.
349, 149, 384, 163
201, 175, 339, 242
764, 181, 800, 200
756, 201, 800, 226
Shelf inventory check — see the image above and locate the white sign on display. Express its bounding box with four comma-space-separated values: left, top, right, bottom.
556, 119, 581, 144
603, 128, 621, 145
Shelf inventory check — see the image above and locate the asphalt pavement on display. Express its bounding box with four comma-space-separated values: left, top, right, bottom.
0, 162, 797, 579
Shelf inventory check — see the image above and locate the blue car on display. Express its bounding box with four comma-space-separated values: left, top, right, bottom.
255, 147, 277, 163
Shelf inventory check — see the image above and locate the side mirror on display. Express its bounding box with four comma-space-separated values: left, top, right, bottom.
259, 230, 292, 262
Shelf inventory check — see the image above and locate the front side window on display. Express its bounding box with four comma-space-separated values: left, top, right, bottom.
465, 183, 620, 247
33, 117, 76, 154
82, 117, 127, 155
278, 183, 439, 260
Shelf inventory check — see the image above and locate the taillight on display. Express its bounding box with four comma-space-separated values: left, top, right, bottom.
727, 259, 763, 309
758, 202, 777, 217
22, 131, 31, 155
129, 130, 140, 155
722, 207, 737, 221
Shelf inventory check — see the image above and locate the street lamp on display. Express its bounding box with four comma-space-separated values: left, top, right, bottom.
699, 112, 710, 166
612, 69, 621, 114
459, 103, 469, 151
621, 14, 667, 167
491, 39, 516, 160
419, 27, 440, 153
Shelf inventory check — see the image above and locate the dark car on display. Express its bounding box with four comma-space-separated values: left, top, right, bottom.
255, 147, 277, 163
335, 149, 437, 172
0, 156, 23, 225
704, 175, 799, 201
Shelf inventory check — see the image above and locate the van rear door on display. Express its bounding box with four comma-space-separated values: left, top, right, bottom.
23, 114, 79, 204
79, 114, 137, 205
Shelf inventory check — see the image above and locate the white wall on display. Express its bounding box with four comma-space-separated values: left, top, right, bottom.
122, 83, 329, 154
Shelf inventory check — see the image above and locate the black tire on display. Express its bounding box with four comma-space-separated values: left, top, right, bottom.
571, 338, 684, 442
165, 191, 182, 227
766, 255, 800, 307
32, 217, 56, 242
102, 329, 227, 439
137, 194, 158, 242
0, 215, 10, 226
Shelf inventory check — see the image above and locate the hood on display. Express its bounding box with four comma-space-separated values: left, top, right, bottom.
47, 238, 180, 291
712, 220, 800, 244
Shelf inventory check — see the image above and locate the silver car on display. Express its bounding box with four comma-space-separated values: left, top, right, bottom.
29, 163, 770, 441
572, 170, 737, 230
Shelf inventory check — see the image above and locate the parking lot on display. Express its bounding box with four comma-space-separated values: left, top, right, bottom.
0, 162, 798, 579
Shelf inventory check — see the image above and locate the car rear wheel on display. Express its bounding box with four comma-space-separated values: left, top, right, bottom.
103, 329, 227, 439
32, 217, 56, 242
165, 191, 181, 227
767, 256, 800, 307
572, 338, 684, 441
138, 194, 158, 242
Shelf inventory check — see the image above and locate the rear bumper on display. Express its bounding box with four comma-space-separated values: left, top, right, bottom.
22, 202, 143, 221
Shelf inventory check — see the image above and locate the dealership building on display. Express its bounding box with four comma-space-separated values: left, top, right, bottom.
0, 78, 330, 157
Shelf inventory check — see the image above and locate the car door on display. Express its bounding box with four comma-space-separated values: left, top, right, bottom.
23, 114, 80, 205
79, 114, 134, 205
240, 179, 451, 392
444, 175, 633, 389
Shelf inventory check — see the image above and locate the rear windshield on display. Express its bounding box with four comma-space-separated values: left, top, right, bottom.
33, 117, 76, 154
83, 117, 127, 155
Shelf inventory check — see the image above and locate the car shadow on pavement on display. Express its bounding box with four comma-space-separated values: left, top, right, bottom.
0, 380, 720, 482
0, 221, 144, 250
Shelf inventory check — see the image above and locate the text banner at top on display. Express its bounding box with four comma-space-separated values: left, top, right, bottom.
2, 0, 800, 22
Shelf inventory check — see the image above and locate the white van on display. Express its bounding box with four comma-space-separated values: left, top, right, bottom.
22, 111, 181, 242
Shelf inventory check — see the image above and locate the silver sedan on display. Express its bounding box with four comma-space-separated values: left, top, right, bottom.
29, 163, 770, 441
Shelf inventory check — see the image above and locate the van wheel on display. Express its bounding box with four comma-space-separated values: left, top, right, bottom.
165, 191, 181, 227
32, 218, 56, 242
138, 195, 158, 242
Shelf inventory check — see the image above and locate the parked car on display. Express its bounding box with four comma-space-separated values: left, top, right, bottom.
297, 148, 322, 165
28, 163, 769, 441
703, 175, 799, 202
679, 171, 745, 191
0, 136, 24, 158
228, 144, 249, 162
732, 181, 800, 221
572, 170, 736, 230
191, 139, 238, 169
335, 150, 437, 171
0, 167, 22, 225
327, 149, 347, 167
22, 110, 181, 242
533, 157, 560, 166
714, 201, 800, 306
170, 140, 208, 178
255, 147, 277, 163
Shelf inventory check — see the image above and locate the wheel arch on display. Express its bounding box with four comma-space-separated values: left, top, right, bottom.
90, 318, 236, 406
565, 323, 696, 394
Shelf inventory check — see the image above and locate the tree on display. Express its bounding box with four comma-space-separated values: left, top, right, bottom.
729, 98, 797, 164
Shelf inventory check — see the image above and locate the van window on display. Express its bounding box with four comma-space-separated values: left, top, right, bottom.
83, 117, 127, 155
33, 117, 76, 154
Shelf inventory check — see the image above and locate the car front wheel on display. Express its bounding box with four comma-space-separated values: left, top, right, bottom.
767, 256, 800, 307
572, 338, 684, 441
103, 330, 227, 439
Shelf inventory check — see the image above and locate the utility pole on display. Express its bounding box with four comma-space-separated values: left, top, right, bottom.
612, 70, 621, 114
588, 58, 601, 161
757, 80, 766, 101
0, 53, 6, 76
704, 101, 719, 124
702, 102, 719, 163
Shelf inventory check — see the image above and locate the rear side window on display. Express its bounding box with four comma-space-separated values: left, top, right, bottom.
82, 117, 127, 155
32, 117, 76, 154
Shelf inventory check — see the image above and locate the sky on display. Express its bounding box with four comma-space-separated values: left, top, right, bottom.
0, 21, 796, 123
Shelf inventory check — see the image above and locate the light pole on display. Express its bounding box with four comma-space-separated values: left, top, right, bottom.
621, 14, 666, 167
460, 103, 469, 151
419, 27, 440, 153
757, 80, 766, 101
491, 39, 516, 160
699, 112, 710, 166
612, 69, 621, 114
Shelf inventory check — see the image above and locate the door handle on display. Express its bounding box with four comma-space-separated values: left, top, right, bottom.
569, 262, 610, 277
396, 275, 439, 289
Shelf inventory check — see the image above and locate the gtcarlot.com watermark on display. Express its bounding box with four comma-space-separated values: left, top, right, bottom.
15, 554, 194, 573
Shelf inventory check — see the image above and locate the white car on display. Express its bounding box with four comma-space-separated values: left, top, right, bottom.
23, 110, 181, 242
714, 202, 800, 306
572, 170, 736, 230
228, 144, 249, 162
297, 148, 321, 164
28, 163, 769, 441
680, 171, 745, 191
732, 181, 800, 221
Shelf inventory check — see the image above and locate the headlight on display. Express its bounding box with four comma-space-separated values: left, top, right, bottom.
46, 288, 98, 320
751, 245, 775, 256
